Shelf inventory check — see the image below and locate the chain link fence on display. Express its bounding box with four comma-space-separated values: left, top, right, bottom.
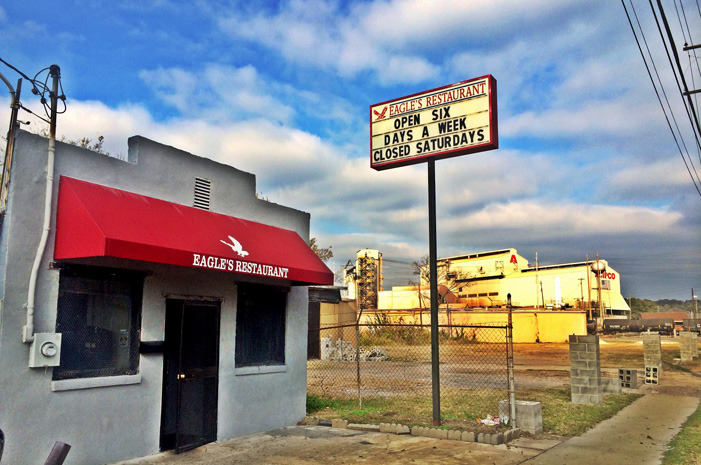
307, 316, 513, 427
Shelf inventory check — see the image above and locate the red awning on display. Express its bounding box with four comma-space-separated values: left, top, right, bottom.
54, 176, 333, 285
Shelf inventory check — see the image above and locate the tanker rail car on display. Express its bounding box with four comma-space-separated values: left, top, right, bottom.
603, 318, 675, 334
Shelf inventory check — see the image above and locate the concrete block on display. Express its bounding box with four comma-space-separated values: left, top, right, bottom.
499, 399, 543, 435
618, 368, 638, 388
513, 428, 521, 439
645, 365, 660, 384
493, 432, 504, 445
332, 419, 348, 429
304, 416, 319, 425
348, 423, 380, 432
477, 432, 485, 443
396, 424, 410, 435
379, 423, 393, 433
435, 429, 448, 440
580, 385, 603, 395
462, 431, 475, 442
504, 429, 513, 443
483, 433, 492, 444
570, 360, 591, 369
569, 342, 587, 352
411, 426, 422, 436
447, 430, 462, 441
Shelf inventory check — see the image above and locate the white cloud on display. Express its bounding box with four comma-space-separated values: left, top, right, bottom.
216, 0, 447, 84
139, 64, 296, 124
215, 0, 607, 86
605, 157, 699, 200
444, 201, 683, 237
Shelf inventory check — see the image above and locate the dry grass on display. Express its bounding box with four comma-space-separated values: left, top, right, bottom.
663, 401, 701, 465
307, 335, 698, 438
307, 387, 640, 437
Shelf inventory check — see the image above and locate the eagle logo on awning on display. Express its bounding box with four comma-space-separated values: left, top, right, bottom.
220, 235, 249, 257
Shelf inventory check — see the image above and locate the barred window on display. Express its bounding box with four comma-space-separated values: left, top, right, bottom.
235, 284, 287, 367
53, 266, 144, 381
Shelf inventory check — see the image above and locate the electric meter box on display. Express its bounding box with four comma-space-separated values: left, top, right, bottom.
28, 332, 62, 368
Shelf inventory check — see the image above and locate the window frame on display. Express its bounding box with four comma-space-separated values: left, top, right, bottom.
234, 283, 288, 368
52, 265, 145, 381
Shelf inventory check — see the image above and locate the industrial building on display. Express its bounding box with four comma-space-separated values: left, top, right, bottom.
379, 248, 630, 319
0, 131, 332, 464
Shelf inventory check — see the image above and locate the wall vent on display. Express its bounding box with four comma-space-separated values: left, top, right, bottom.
193, 177, 211, 210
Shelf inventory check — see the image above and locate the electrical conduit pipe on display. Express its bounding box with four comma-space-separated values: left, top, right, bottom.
22, 65, 60, 344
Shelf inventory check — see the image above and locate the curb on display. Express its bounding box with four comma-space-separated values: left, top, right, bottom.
321, 418, 521, 445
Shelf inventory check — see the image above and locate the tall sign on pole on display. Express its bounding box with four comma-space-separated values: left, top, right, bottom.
370, 75, 498, 425
370, 75, 498, 170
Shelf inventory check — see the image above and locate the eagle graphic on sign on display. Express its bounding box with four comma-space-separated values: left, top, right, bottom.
373, 106, 388, 121
220, 236, 249, 257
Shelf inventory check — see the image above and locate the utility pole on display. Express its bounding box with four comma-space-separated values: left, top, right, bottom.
586, 254, 592, 322
0, 74, 21, 215
629, 297, 633, 319
693, 288, 698, 321
595, 252, 603, 329
578, 278, 585, 309
535, 251, 539, 310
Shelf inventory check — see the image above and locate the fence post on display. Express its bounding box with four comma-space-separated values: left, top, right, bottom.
356, 321, 362, 409
507, 294, 516, 429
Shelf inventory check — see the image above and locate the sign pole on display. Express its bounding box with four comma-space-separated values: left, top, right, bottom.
369, 75, 498, 427
428, 158, 441, 426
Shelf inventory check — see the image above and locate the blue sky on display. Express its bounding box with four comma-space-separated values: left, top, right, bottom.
1, 1, 699, 300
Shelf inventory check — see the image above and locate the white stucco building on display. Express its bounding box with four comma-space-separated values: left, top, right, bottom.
0, 131, 332, 463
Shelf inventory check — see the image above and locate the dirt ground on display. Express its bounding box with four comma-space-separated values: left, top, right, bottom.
117, 427, 539, 465
514, 335, 701, 397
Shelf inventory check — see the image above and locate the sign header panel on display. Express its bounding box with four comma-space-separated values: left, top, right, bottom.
370, 75, 498, 170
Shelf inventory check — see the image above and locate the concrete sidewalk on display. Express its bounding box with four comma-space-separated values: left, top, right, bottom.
520, 393, 699, 465
114, 392, 699, 465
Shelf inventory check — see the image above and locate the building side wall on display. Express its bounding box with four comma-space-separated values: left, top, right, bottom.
358, 309, 586, 343
0, 132, 310, 464
319, 301, 356, 342
442, 249, 528, 279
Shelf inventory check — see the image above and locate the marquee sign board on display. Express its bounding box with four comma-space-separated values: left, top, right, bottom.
370, 75, 498, 170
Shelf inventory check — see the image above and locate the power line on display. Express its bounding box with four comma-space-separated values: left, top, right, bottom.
654, 0, 701, 150
622, 1, 701, 196
0, 57, 67, 120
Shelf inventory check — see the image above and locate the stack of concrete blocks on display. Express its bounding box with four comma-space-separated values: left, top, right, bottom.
569, 334, 603, 404
498, 400, 543, 434
618, 369, 638, 389
642, 333, 662, 384
680, 332, 699, 363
